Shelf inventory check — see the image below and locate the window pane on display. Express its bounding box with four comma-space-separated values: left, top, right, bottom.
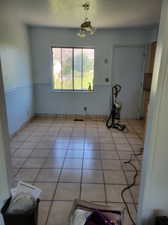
52, 47, 94, 91
52, 48, 62, 89
83, 49, 94, 90
74, 49, 82, 90
62, 48, 73, 89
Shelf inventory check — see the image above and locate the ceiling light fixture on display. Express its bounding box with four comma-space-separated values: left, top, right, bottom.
77, 1, 96, 38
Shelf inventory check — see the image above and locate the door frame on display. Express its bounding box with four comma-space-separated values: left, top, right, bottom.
111, 44, 147, 119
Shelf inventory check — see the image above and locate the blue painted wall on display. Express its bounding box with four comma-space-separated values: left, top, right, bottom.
34, 84, 111, 115
5, 86, 33, 134
0, 18, 33, 135
29, 26, 157, 116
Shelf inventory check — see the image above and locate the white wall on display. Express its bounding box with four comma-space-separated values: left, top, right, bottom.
29, 26, 156, 117
138, 1, 168, 224
0, 13, 33, 134
0, 62, 11, 204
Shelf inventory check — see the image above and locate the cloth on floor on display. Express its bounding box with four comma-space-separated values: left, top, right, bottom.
84, 210, 116, 225
69, 200, 123, 225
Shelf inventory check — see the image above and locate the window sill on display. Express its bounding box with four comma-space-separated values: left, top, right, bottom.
51, 89, 95, 93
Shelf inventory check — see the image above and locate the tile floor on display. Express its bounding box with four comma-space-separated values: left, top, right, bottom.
10, 118, 145, 225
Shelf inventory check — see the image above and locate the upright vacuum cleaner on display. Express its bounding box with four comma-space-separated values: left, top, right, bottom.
106, 84, 127, 132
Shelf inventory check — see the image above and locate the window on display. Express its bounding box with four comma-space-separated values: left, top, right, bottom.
52, 47, 94, 91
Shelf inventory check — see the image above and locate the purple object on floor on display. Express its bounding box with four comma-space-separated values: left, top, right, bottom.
84, 211, 116, 225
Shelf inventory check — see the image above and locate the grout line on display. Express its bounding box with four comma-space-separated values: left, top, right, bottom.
79, 120, 87, 200
44, 124, 73, 225
97, 127, 110, 204
111, 129, 136, 210
11, 118, 144, 225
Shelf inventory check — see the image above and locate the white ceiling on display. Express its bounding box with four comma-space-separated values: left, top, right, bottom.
2, 0, 162, 28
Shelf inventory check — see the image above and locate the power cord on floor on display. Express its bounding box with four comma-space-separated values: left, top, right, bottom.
121, 149, 143, 225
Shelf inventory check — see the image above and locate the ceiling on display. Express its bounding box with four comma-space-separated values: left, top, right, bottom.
2, 0, 162, 28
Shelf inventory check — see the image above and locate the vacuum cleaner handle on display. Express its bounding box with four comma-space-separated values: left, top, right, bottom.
112, 84, 122, 97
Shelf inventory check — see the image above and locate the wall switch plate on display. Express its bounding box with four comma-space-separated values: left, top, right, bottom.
104, 58, 108, 64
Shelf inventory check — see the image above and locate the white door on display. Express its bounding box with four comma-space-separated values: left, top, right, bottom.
112, 46, 145, 119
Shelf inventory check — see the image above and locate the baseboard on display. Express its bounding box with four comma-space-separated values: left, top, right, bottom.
11, 114, 107, 138
34, 113, 107, 121
10, 115, 35, 139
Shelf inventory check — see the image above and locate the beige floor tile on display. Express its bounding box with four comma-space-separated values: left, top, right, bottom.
15, 168, 40, 182
47, 201, 73, 225
38, 201, 51, 225
69, 142, 84, 148
36, 169, 60, 182
82, 170, 104, 184
83, 159, 102, 169
123, 204, 137, 225
59, 169, 81, 182
54, 183, 80, 200
12, 168, 19, 176
130, 186, 139, 203
100, 143, 116, 151
118, 151, 132, 160
114, 138, 128, 144
102, 160, 122, 170
100, 151, 119, 159
30, 150, 50, 158
63, 158, 83, 169
106, 185, 133, 203
23, 158, 45, 168
26, 136, 42, 142
81, 184, 105, 201
10, 141, 23, 149
84, 143, 100, 151
34, 182, 56, 200
21, 142, 37, 149
12, 158, 26, 168
125, 172, 141, 185
36, 142, 53, 149
107, 202, 125, 211
12, 134, 29, 142
99, 138, 114, 144
121, 160, 141, 171
10, 147, 17, 154
43, 158, 64, 168
116, 144, 132, 151
104, 170, 126, 184
112, 133, 125, 138
131, 144, 144, 153
48, 150, 67, 158
66, 150, 83, 158
84, 151, 101, 159
11, 118, 144, 211
13, 149, 33, 158
128, 137, 143, 145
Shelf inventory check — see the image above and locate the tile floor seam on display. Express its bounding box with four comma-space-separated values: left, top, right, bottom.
11, 118, 144, 225
98, 129, 113, 205
124, 131, 142, 210
114, 130, 138, 212
79, 126, 86, 200
44, 122, 78, 225
16, 125, 52, 173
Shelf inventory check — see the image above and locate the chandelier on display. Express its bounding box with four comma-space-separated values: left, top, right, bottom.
77, 1, 96, 38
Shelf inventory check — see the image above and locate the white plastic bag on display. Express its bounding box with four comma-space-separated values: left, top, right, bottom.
11, 181, 41, 199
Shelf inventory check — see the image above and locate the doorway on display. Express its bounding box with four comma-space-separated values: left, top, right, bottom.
112, 46, 145, 119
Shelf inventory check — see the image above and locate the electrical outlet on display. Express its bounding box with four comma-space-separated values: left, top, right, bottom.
105, 78, 109, 82
84, 107, 87, 112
